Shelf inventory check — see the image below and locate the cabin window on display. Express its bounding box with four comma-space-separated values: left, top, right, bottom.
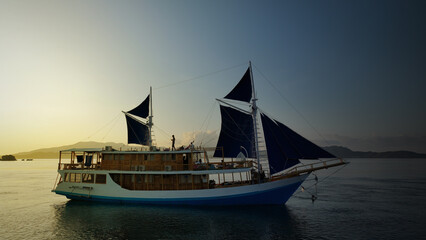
123, 174, 133, 184
69, 173, 81, 183
179, 175, 192, 184
194, 175, 201, 184
114, 154, 125, 161
104, 154, 112, 161
136, 174, 142, 183
143, 154, 148, 160
110, 174, 120, 185
145, 175, 153, 183
149, 155, 155, 161
171, 154, 176, 160
201, 175, 208, 183
82, 173, 94, 183
64, 173, 70, 182
95, 174, 106, 184
69, 173, 75, 182
76, 173, 82, 182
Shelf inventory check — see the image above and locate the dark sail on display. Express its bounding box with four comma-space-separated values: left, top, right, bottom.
214, 105, 255, 158
261, 113, 301, 174
275, 120, 335, 159
261, 113, 335, 174
224, 68, 252, 103
128, 94, 150, 119
125, 115, 149, 145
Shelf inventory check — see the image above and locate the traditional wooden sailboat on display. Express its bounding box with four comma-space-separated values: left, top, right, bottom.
52, 63, 346, 205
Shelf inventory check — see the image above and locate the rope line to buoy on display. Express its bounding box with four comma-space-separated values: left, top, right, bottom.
294, 162, 349, 198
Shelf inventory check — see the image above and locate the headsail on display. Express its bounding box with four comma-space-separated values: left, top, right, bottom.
275, 120, 335, 159
213, 105, 255, 158
261, 113, 335, 174
125, 114, 149, 145
128, 94, 150, 119
261, 113, 301, 174
224, 67, 252, 103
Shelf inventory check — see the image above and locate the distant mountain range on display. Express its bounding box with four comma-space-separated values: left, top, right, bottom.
13, 141, 130, 159
11, 142, 426, 159
323, 146, 426, 158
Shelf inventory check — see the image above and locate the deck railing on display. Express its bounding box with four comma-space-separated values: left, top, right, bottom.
59, 160, 254, 172
59, 163, 100, 170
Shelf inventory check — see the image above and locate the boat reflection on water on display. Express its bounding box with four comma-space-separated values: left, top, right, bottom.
52, 201, 305, 239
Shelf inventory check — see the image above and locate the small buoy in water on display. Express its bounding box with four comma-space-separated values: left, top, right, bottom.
311, 194, 317, 202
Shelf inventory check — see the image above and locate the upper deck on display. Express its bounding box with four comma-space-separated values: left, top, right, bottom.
58, 147, 253, 173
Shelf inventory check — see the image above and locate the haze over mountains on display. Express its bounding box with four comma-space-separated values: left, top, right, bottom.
13, 142, 129, 159
10, 141, 426, 159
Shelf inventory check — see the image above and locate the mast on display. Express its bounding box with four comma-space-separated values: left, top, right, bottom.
249, 61, 261, 177
148, 86, 153, 148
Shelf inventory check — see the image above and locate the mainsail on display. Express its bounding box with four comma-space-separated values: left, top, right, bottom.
124, 88, 153, 146
125, 114, 149, 145
213, 105, 255, 158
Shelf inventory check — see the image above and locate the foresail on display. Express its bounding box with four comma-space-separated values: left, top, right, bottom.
125, 115, 149, 145
214, 105, 255, 158
275, 120, 335, 159
261, 113, 336, 174
128, 94, 150, 119
224, 67, 252, 103
261, 113, 300, 174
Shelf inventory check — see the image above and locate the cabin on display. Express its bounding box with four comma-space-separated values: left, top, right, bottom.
57, 147, 254, 191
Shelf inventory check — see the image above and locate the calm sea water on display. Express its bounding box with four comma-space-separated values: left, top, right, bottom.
1, 158, 426, 240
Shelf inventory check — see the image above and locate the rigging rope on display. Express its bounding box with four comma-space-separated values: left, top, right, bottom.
252, 63, 333, 148
294, 162, 349, 200
154, 62, 247, 90
198, 100, 218, 146
102, 115, 121, 141
85, 113, 121, 140
153, 125, 172, 139
149, 62, 248, 146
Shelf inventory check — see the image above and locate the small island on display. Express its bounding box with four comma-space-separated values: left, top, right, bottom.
0, 154, 17, 161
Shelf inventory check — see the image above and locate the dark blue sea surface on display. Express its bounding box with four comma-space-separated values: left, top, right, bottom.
1, 158, 426, 239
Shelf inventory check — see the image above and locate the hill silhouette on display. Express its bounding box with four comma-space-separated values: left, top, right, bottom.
13, 141, 130, 159
323, 146, 426, 158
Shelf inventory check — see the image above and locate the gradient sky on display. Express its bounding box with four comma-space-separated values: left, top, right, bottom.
1, 0, 425, 155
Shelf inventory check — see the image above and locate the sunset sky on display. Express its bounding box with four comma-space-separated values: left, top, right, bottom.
1, 0, 425, 155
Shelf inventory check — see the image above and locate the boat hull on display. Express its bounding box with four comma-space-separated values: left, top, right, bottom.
53, 172, 309, 206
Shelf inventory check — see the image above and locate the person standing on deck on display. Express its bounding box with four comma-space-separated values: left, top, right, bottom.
171, 135, 176, 150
